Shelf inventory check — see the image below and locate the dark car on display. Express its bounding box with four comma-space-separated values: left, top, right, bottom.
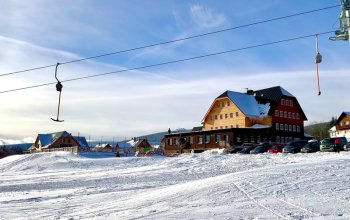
250, 143, 271, 154
229, 146, 244, 154
268, 144, 285, 153
320, 137, 348, 152
238, 143, 258, 154
282, 140, 308, 153
301, 141, 320, 153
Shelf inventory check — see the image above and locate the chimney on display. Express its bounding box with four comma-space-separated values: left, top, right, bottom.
246, 89, 254, 95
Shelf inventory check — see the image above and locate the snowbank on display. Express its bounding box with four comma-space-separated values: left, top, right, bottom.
0, 151, 350, 219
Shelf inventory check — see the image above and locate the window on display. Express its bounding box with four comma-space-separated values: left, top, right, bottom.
175, 139, 179, 145
230, 113, 233, 118
276, 136, 280, 143
346, 121, 350, 125
292, 113, 295, 119
281, 99, 285, 105
284, 111, 287, 118
168, 138, 172, 145
289, 125, 292, 131
206, 135, 211, 143
280, 111, 284, 117
281, 137, 285, 143
217, 103, 220, 108
215, 134, 221, 142
214, 115, 218, 120
198, 136, 203, 144
296, 113, 300, 120
297, 126, 300, 132
220, 114, 223, 119
211, 127, 213, 130
225, 126, 228, 128
284, 124, 288, 131
231, 125, 234, 128
220, 126, 223, 129
276, 123, 279, 130
293, 125, 296, 132
221, 102, 225, 107
236, 112, 239, 117
236, 124, 239, 128
224, 135, 229, 142
288, 112, 291, 118
275, 110, 279, 117
227, 101, 230, 106
215, 127, 218, 129
290, 100, 293, 107
189, 137, 194, 144
257, 135, 261, 143
236, 134, 241, 142
250, 134, 255, 143
280, 123, 284, 130
225, 114, 228, 119
285, 100, 289, 106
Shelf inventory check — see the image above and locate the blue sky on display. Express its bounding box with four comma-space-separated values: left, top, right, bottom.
0, 0, 349, 143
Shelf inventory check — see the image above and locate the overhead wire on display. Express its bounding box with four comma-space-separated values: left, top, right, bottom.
0, 31, 334, 94
0, 4, 340, 77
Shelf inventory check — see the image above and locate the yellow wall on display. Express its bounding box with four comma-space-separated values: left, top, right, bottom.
203, 97, 271, 130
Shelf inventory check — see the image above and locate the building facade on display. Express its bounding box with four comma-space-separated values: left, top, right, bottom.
163, 86, 307, 155
329, 112, 350, 141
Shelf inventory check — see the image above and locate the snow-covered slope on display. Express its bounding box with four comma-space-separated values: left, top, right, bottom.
0, 151, 349, 219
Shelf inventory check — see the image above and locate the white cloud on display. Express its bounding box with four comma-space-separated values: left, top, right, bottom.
190, 4, 227, 28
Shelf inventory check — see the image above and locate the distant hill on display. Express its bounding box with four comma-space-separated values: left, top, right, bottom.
137, 129, 192, 146
137, 131, 168, 146
304, 122, 331, 140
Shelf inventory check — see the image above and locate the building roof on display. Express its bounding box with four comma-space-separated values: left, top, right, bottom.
74, 136, 89, 148
116, 142, 132, 148
218, 91, 270, 117
254, 86, 294, 102
255, 86, 307, 120
38, 131, 71, 148
336, 111, 350, 125
133, 139, 150, 148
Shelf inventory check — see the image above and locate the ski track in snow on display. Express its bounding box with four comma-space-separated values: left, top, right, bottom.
0, 151, 350, 219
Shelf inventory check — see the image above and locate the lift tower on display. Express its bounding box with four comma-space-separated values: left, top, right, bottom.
330, 0, 350, 41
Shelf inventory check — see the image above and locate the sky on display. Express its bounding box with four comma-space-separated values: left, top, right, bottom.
0, 0, 349, 143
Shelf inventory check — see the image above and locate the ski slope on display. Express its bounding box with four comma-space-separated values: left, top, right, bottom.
0, 151, 349, 219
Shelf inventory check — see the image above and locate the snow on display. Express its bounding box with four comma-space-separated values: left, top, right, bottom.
226, 91, 270, 117
1, 151, 350, 219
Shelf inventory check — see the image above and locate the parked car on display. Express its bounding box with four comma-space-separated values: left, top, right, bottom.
228, 146, 244, 154
320, 137, 348, 152
250, 143, 271, 154
301, 141, 320, 153
268, 144, 285, 153
237, 143, 258, 154
344, 142, 350, 151
282, 140, 308, 153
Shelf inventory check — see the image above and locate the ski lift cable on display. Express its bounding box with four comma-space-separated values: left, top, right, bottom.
0, 4, 340, 77
0, 31, 334, 94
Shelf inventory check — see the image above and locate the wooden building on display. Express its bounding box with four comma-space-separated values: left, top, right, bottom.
163, 86, 307, 155
329, 112, 350, 141
134, 139, 151, 155
30, 131, 88, 153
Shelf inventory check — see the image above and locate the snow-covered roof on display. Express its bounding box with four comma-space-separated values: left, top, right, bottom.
74, 136, 89, 148
116, 142, 132, 148
39, 131, 71, 148
226, 91, 270, 117
248, 124, 271, 129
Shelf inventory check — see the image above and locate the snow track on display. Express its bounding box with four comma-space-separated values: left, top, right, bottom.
1, 151, 350, 219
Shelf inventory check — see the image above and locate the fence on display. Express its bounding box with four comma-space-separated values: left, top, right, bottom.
40, 146, 79, 153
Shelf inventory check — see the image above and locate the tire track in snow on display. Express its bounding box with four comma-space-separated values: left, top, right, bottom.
246, 181, 321, 217
231, 181, 290, 219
